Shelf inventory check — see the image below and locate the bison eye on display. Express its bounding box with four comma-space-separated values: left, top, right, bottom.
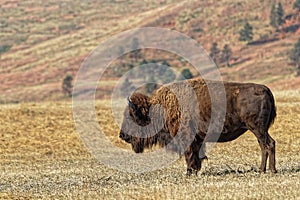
119, 131, 131, 143
119, 132, 125, 139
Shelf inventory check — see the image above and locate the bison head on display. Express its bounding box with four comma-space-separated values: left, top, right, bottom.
119, 92, 153, 153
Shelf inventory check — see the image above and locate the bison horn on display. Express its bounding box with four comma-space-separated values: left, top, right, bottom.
127, 97, 136, 110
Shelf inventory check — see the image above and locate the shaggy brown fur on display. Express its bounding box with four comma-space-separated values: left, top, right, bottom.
119, 78, 277, 175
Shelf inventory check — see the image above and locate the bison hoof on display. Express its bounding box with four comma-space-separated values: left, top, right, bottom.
186, 168, 198, 176
271, 169, 277, 173
259, 170, 266, 174
186, 169, 192, 176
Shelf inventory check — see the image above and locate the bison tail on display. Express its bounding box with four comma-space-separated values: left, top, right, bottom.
266, 87, 277, 129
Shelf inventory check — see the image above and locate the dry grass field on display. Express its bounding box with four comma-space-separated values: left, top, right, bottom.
0, 90, 299, 199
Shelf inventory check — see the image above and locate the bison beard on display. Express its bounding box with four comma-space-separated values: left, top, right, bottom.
119, 78, 277, 175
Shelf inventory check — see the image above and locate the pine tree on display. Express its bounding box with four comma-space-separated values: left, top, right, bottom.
159, 60, 170, 76
270, 3, 277, 28
163, 69, 176, 83
0, 45, 11, 54
132, 37, 139, 50
122, 77, 131, 88
239, 22, 253, 43
118, 46, 124, 56
121, 77, 135, 96
290, 38, 300, 76
180, 68, 193, 80
277, 3, 285, 26
209, 42, 220, 63
138, 59, 148, 80
145, 75, 158, 94
131, 37, 142, 62
293, 0, 300, 12
161, 60, 170, 67
270, 3, 285, 29
221, 44, 232, 67
62, 75, 73, 97
139, 59, 148, 65
117, 46, 125, 66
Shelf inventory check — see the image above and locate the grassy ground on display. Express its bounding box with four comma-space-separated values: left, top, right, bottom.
0, 91, 299, 199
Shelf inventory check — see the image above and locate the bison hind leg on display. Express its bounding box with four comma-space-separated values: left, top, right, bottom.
266, 133, 277, 173
257, 139, 268, 173
247, 124, 276, 173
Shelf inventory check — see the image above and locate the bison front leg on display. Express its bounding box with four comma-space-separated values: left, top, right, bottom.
184, 151, 200, 175
184, 138, 203, 176
184, 148, 200, 176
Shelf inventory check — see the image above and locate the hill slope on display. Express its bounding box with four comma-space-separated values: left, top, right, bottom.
1, 0, 300, 102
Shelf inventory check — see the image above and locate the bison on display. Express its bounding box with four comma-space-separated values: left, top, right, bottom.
119, 78, 277, 175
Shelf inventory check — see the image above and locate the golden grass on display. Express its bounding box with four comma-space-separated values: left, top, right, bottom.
0, 91, 299, 199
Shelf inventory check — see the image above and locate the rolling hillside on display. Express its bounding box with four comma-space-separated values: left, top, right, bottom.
1, 0, 300, 102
